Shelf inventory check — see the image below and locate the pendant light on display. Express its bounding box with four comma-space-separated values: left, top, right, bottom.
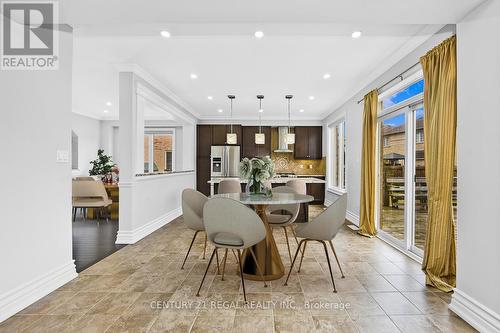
255, 95, 265, 144
226, 95, 237, 144
285, 95, 295, 144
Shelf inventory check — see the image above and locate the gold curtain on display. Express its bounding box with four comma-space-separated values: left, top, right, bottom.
420, 35, 457, 292
358, 90, 378, 237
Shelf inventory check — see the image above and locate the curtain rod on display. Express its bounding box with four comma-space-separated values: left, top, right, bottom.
356, 61, 421, 104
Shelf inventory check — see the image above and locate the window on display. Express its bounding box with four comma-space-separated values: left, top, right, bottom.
382, 79, 424, 110
329, 120, 346, 191
383, 136, 390, 147
144, 129, 175, 173
416, 129, 424, 143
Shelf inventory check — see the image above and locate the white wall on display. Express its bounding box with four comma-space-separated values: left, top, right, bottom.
117, 70, 197, 244
449, 2, 500, 331
323, 25, 455, 224
71, 113, 102, 176
0, 26, 77, 322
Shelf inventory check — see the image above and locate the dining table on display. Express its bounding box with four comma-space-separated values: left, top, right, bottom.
211, 192, 314, 281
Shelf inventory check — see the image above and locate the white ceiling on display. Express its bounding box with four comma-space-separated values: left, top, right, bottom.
69, 1, 484, 121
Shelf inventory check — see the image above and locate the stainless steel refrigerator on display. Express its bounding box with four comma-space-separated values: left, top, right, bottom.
210, 145, 241, 177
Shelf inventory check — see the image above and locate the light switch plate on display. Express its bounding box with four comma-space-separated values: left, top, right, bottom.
56, 150, 69, 163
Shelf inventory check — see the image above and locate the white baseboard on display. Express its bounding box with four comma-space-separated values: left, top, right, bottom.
0, 261, 77, 323
346, 210, 360, 226
116, 207, 182, 244
449, 288, 500, 333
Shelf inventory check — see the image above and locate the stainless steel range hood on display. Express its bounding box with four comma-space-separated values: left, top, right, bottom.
273, 126, 293, 153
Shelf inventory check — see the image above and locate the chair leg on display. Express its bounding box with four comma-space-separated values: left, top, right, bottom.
283, 226, 292, 263
221, 249, 228, 281
236, 249, 247, 302
72, 207, 76, 222
290, 226, 304, 256
321, 241, 337, 293
215, 248, 220, 275
284, 239, 306, 286
181, 230, 200, 269
298, 240, 308, 273
329, 240, 345, 278
196, 248, 217, 296
248, 247, 268, 287
203, 232, 207, 259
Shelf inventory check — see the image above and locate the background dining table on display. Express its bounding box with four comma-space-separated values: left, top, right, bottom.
211, 192, 314, 281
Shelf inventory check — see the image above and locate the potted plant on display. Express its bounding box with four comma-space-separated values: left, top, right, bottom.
239, 156, 275, 196
89, 149, 115, 182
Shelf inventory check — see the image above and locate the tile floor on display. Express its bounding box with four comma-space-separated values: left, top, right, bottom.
0, 207, 476, 333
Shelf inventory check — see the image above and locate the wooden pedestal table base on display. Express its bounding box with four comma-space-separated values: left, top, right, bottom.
242, 204, 285, 281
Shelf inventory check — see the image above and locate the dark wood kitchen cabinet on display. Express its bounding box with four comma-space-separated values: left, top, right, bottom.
212, 125, 242, 145
197, 125, 212, 157
196, 157, 211, 196
241, 126, 271, 158
307, 182, 325, 204
294, 126, 323, 160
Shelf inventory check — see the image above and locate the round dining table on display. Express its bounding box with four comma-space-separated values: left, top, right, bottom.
211, 192, 314, 281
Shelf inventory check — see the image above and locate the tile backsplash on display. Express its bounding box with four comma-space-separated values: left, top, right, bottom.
272, 152, 326, 175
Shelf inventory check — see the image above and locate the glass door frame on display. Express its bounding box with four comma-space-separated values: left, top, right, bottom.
375, 100, 424, 260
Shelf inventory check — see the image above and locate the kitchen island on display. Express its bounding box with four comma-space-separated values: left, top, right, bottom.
208, 177, 325, 196
208, 177, 326, 222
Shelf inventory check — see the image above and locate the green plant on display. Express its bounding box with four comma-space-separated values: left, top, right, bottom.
89, 149, 115, 176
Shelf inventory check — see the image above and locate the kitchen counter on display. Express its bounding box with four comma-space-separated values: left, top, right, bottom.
208, 177, 326, 196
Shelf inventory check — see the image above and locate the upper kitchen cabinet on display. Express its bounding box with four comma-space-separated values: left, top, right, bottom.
212, 125, 242, 145
242, 126, 271, 158
294, 126, 323, 160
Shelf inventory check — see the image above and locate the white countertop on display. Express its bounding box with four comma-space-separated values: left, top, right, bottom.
208, 177, 326, 184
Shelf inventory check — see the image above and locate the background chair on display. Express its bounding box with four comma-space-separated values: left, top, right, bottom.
181, 189, 209, 269
218, 179, 242, 194
265, 186, 301, 262
284, 194, 347, 293
72, 180, 112, 222
198, 197, 267, 301
286, 179, 307, 194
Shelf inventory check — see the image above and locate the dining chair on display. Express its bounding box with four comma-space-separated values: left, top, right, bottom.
286, 179, 307, 195
197, 197, 268, 301
284, 194, 347, 293
265, 186, 301, 263
181, 189, 210, 269
218, 179, 242, 194
72, 180, 112, 222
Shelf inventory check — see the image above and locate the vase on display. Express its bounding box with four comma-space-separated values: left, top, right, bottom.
245, 178, 272, 197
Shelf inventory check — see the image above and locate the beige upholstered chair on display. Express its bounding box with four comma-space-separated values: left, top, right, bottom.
284, 194, 347, 293
72, 180, 112, 222
265, 186, 301, 262
181, 189, 209, 269
286, 179, 307, 195
74, 176, 95, 181
218, 179, 242, 194
197, 197, 267, 301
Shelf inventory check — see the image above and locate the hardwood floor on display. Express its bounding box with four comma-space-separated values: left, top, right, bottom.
72, 214, 125, 273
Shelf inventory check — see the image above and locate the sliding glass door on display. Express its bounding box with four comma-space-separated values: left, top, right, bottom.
377, 102, 426, 258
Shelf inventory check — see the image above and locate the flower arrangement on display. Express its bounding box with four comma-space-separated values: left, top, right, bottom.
239, 156, 275, 196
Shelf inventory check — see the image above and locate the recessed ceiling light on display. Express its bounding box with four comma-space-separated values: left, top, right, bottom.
254, 31, 264, 39
207, 96, 213, 100
103, 110, 109, 113
351, 31, 362, 39
190, 73, 198, 79
309, 96, 315, 100
323, 73, 331, 80
259, 109, 264, 113
160, 30, 171, 38
217, 109, 223, 113
105, 101, 112, 106
299, 109, 304, 113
